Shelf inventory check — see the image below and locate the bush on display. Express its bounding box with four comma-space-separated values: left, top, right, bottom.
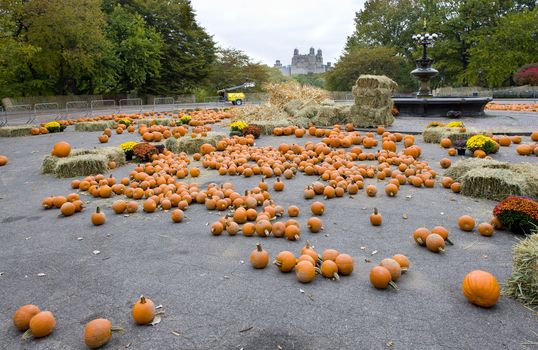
514, 63, 538, 86
118, 119, 131, 127
493, 196, 538, 234
133, 143, 157, 162
242, 124, 261, 139
466, 135, 497, 154
45, 121, 61, 133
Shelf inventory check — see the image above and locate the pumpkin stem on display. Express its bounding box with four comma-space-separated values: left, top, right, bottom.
438, 247, 445, 253
373, 207, 378, 215
256, 243, 263, 252
389, 281, 399, 290
21, 329, 32, 340
96, 206, 101, 214
446, 238, 454, 245
273, 260, 282, 267
333, 272, 340, 281
305, 240, 311, 249
314, 267, 322, 275
140, 295, 146, 304
111, 326, 124, 332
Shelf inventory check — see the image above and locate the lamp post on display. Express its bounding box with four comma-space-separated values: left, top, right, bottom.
411, 30, 439, 98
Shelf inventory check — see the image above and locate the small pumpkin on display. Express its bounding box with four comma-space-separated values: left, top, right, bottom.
52, 141, 71, 157
295, 260, 316, 283
250, 243, 269, 269
84, 318, 123, 349
171, 209, 184, 223
321, 249, 339, 261
287, 205, 300, 217
365, 185, 377, 197
392, 254, 410, 272
370, 208, 382, 226
60, 202, 76, 217
273, 178, 285, 191
379, 258, 401, 281
335, 254, 354, 275
310, 201, 325, 215
91, 207, 106, 226
431, 226, 453, 245
458, 215, 476, 232
461, 270, 500, 308
477, 222, 494, 237
439, 158, 451, 169
369, 266, 397, 289
273, 251, 296, 272
23, 311, 56, 339
307, 217, 323, 233
0, 155, 8, 166
13, 304, 41, 331
412, 227, 430, 246
425, 233, 445, 253
132, 295, 155, 325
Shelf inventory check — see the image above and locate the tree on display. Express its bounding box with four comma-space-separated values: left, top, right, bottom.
292, 73, 325, 88
106, 5, 163, 94
123, 0, 216, 95
462, 9, 538, 87
325, 46, 416, 92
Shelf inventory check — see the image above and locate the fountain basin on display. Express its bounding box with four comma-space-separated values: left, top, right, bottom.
393, 97, 492, 118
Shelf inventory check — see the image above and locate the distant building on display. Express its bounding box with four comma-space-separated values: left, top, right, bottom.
275, 48, 331, 76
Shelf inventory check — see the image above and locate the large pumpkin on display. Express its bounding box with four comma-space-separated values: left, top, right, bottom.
52, 141, 71, 158
461, 270, 500, 308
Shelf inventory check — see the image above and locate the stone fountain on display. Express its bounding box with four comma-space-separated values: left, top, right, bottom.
393, 28, 491, 117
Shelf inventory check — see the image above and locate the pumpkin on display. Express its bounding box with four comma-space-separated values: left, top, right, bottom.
321, 249, 339, 262
171, 209, 184, 223
448, 148, 457, 156
226, 221, 240, 235
431, 226, 453, 245
473, 149, 486, 158
53, 196, 67, 208
477, 222, 494, 237
391, 254, 410, 272
298, 254, 316, 266
284, 224, 300, 241
111, 200, 126, 214
311, 201, 325, 215
295, 260, 316, 283
211, 222, 224, 235
531, 131, 538, 142
13, 304, 40, 331
126, 201, 138, 213
307, 217, 323, 233
370, 208, 382, 226
413, 227, 430, 246
274, 251, 296, 272
91, 207, 106, 226
365, 185, 377, 197
461, 270, 500, 308
458, 215, 476, 231
84, 318, 123, 349
425, 233, 445, 253
52, 141, 71, 157
516, 144, 531, 156
287, 205, 300, 217
369, 266, 397, 289
132, 295, 155, 325
250, 243, 269, 269
143, 198, 157, 213
273, 178, 284, 191
440, 138, 452, 148
23, 311, 56, 338
0, 155, 8, 166
335, 254, 354, 275
439, 158, 451, 169
300, 241, 319, 261
60, 202, 76, 216
380, 258, 401, 281
320, 260, 339, 279
384, 184, 398, 197
490, 216, 503, 230
98, 134, 109, 143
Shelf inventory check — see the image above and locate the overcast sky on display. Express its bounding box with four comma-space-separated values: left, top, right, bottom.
191, 0, 366, 66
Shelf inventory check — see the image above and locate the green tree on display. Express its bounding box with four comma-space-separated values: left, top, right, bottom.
292, 73, 325, 88
325, 46, 416, 91
123, 0, 216, 94
22, 0, 117, 95
462, 9, 538, 87
106, 5, 163, 94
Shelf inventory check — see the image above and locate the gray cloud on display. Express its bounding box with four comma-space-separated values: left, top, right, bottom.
191, 0, 365, 66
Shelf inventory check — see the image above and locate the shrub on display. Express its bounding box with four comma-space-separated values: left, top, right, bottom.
242, 124, 261, 139
45, 121, 61, 133
514, 63, 538, 86
230, 121, 248, 132
179, 115, 192, 125
466, 135, 497, 154
133, 143, 157, 162
493, 196, 538, 234
118, 119, 131, 127
445, 121, 464, 128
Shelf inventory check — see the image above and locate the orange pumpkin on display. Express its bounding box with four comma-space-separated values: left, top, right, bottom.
52, 141, 71, 157
461, 270, 500, 308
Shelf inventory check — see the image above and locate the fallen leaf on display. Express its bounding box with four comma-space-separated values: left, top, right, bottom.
240, 260, 244, 264
299, 289, 305, 293
440, 212, 445, 215
308, 294, 314, 301
360, 246, 366, 250
156, 305, 163, 309
402, 213, 408, 219
386, 340, 394, 347
405, 195, 412, 199
171, 331, 181, 336
223, 275, 229, 279
123, 214, 130, 217
37, 273, 46, 277
371, 250, 378, 255
149, 315, 161, 326
0, 272, 4, 276
93, 250, 100, 255
77, 237, 83, 241
364, 258, 371, 263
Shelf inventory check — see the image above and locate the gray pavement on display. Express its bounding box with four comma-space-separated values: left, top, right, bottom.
0, 123, 537, 349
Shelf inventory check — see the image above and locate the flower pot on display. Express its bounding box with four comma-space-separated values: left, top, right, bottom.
125, 152, 133, 161
457, 148, 466, 156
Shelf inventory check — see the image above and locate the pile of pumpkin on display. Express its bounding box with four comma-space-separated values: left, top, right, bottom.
250, 241, 354, 283
485, 103, 538, 113
12, 295, 158, 348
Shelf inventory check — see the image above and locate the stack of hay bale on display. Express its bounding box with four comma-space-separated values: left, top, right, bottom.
348, 75, 398, 128
0, 125, 39, 137
74, 121, 115, 132
504, 233, 538, 307
444, 158, 538, 200
42, 147, 125, 178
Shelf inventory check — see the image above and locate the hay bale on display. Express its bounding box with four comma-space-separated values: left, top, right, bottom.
248, 119, 291, 135
503, 233, 538, 307
283, 99, 303, 116
353, 75, 399, 91
54, 154, 108, 178
320, 99, 336, 106
292, 117, 312, 128
310, 106, 341, 126
510, 163, 538, 198
422, 127, 448, 143
460, 168, 528, 201
74, 121, 114, 132
165, 132, 226, 154
349, 75, 397, 128
41, 155, 59, 174
444, 158, 509, 181
295, 104, 321, 120
264, 81, 330, 109
0, 125, 37, 137
96, 147, 126, 166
